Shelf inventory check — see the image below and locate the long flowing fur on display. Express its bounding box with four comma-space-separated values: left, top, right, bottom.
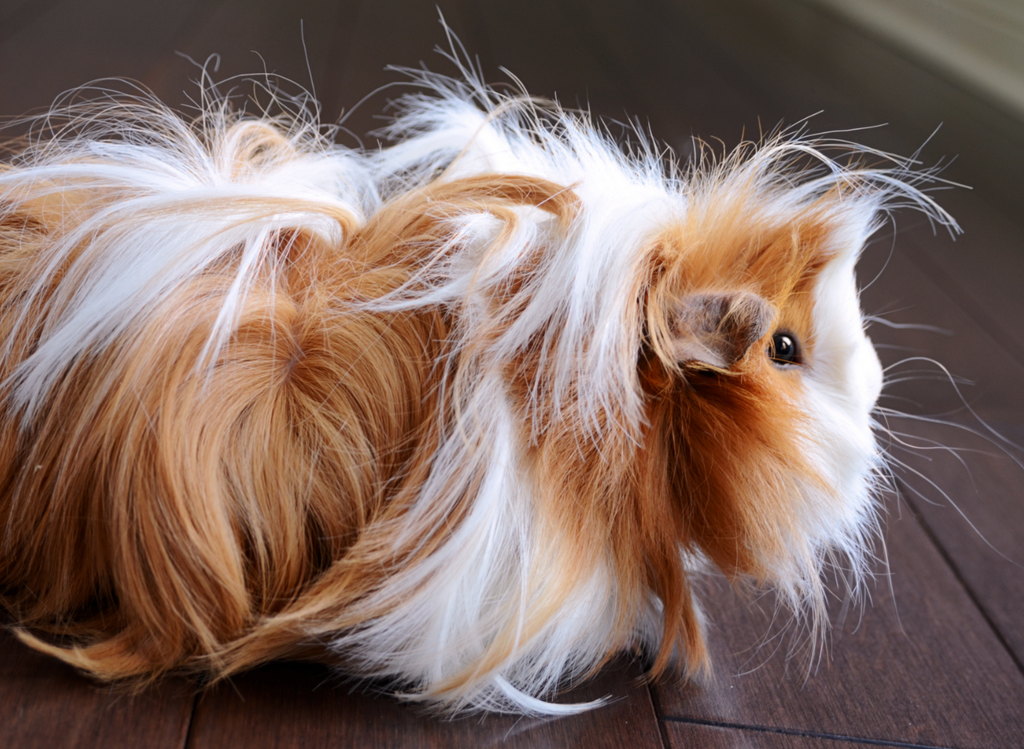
0, 69, 956, 713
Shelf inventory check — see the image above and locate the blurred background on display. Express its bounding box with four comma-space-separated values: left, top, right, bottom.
1, 1, 1023, 747
3, 0, 1024, 214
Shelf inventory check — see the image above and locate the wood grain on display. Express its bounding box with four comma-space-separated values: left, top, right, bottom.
860, 242, 1024, 676
309, 0, 478, 147
674, 0, 1024, 223
653, 491, 1024, 747
553, 0, 772, 159
141, 0, 348, 114
185, 658, 664, 749
897, 192, 1024, 376
895, 419, 1024, 672
0, 630, 194, 749
0, 0, 68, 45
0, 0, 208, 116
663, 720, 940, 749
857, 238, 1024, 425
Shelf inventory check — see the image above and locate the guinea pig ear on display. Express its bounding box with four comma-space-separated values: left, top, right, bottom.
667, 291, 775, 369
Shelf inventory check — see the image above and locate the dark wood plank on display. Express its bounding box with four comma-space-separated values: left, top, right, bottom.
0, 0, 68, 45
141, 0, 348, 114
897, 191, 1024, 375
858, 233, 1024, 676
0, 0, 208, 116
317, 0, 487, 147
164, 0, 489, 149
894, 419, 1024, 673
553, 0, 774, 158
185, 658, 664, 749
857, 233, 1024, 426
664, 721, 926, 749
653, 492, 1024, 747
674, 0, 1024, 223
0, 630, 194, 749
878, 209, 1024, 676
462, 0, 631, 119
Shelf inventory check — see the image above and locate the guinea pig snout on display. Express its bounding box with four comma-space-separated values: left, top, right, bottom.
861, 336, 884, 410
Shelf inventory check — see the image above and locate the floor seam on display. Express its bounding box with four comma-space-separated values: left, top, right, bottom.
659, 715, 954, 748
897, 479, 1024, 678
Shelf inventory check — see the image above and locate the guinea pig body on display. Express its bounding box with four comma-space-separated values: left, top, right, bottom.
0, 74, 953, 713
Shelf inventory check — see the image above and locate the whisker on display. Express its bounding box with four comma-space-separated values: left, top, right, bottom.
883, 356, 1022, 448
874, 408, 1024, 470
864, 316, 952, 335
882, 452, 1023, 570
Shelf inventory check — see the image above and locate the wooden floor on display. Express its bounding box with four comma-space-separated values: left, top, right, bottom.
2, 0, 1023, 746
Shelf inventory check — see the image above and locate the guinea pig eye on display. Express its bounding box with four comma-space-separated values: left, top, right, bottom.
769, 331, 800, 365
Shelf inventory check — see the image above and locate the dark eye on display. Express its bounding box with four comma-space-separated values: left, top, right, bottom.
769, 331, 800, 365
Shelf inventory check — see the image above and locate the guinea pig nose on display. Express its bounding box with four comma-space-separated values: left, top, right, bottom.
862, 336, 884, 407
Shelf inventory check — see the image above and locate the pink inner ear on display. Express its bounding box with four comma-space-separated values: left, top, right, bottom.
668, 291, 775, 369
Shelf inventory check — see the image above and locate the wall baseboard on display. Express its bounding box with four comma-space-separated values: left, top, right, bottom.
799, 0, 1024, 123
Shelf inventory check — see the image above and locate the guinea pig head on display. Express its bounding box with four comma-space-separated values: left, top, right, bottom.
639, 187, 884, 637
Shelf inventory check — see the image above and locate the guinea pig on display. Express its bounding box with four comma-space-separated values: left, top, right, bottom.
0, 69, 954, 713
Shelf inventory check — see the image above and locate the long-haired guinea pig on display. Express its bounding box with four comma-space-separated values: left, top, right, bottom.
0, 68, 954, 713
